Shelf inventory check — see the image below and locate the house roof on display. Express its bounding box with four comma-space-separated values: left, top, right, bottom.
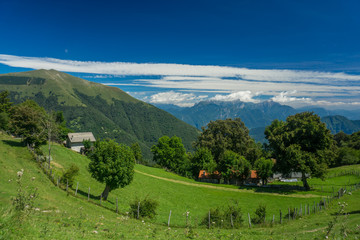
250, 170, 258, 179
198, 170, 221, 179
67, 132, 96, 143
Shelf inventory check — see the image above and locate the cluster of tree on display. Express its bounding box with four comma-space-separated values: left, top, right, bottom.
152, 113, 351, 191
333, 131, 360, 166
151, 118, 274, 184
0, 90, 71, 150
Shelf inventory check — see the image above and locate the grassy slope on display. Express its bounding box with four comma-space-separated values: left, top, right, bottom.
1, 133, 360, 239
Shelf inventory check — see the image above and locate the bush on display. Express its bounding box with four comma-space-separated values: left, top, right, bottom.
252, 204, 266, 224
129, 197, 158, 219
202, 201, 243, 228
61, 164, 79, 188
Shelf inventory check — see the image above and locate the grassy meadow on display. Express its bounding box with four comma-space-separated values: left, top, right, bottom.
1, 132, 360, 239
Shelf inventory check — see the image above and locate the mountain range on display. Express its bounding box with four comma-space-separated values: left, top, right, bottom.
0, 69, 199, 159
155, 101, 360, 142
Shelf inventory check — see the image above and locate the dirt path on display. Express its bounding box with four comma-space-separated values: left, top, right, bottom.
135, 170, 319, 198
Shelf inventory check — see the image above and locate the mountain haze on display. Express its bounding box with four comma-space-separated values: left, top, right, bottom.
156, 100, 360, 143
0, 69, 199, 158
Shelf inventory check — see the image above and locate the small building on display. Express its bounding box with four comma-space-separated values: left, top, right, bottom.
246, 170, 261, 184
66, 132, 96, 152
198, 170, 221, 184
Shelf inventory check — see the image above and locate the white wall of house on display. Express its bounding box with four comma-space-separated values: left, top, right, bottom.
69, 143, 84, 152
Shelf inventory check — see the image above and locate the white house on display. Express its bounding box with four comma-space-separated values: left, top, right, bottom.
66, 132, 96, 152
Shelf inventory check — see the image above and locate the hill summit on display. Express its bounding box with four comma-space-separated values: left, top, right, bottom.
0, 69, 199, 158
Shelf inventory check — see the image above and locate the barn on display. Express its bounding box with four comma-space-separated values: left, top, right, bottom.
66, 132, 96, 152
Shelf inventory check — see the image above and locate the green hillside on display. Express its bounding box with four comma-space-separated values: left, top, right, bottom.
0, 70, 199, 159
1, 132, 360, 239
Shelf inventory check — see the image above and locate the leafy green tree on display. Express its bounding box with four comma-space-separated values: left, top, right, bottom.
190, 147, 217, 178
0, 91, 12, 131
9, 100, 48, 147
131, 142, 143, 164
61, 164, 80, 188
195, 118, 261, 164
88, 140, 135, 200
254, 157, 274, 185
265, 112, 335, 190
151, 135, 188, 174
0, 90, 12, 113
53, 111, 71, 142
219, 150, 251, 183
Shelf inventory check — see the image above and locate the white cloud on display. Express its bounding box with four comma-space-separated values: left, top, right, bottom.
210, 91, 261, 103
146, 91, 208, 107
0, 54, 359, 108
271, 91, 312, 103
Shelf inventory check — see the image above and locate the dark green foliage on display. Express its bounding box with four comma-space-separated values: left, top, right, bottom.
81, 139, 92, 155
252, 204, 266, 224
202, 201, 243, 228
190, 147, 217, 178
336, 147, 360, 166
131, 142, 143, 164
0, 112, 9, 130
265, 112, 335, 190
61, 164, 80, 188
151, 136, 188, 175
254, 157, 274, 185
195, 118, 261, 165
0, 91, 12, 131
129, 197, 159, 219
88, 139, 135, 200
219, 150, 251, 183
0, 90, 12, 113
53, 111, 71, 142
9, 100, 48, 147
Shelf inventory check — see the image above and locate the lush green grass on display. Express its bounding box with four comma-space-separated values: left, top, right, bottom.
1, 133, 360, 239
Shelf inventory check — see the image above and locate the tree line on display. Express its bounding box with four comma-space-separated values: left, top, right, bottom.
151, 113, 360, 191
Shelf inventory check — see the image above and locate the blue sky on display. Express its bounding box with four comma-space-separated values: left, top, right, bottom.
0, 0, 359, 109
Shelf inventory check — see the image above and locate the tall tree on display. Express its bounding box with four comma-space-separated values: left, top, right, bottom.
151, 135, 188, 174
254, 157, 274, 185
10, 100, 48, 147
190, 147, 217, 178
0, 90, 12, 131
265, 112, 335, 190
131, 142, 143, 164
219, 150, 251, 183
88, 140, 135, 200
195, 118, 261, 164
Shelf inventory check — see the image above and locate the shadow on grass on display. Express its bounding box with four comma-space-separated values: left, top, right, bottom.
237, 184, 306, 194
75, 188, 114, 204
2, 139, 25, 148
347, 210, 360, 215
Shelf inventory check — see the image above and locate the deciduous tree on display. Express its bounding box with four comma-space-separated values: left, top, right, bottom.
254, 157, 274, 185
88, 139, 135, 200
265, 112, 335, 190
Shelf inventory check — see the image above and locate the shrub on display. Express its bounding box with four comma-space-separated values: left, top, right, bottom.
252, 204, 266, 224
129, 197, 158, 219
61, 164, 79, 188
202, 201, 243, 228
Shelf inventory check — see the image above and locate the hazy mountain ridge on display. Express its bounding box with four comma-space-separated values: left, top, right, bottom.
155, 100, 360, 143
0, 69, 199, 158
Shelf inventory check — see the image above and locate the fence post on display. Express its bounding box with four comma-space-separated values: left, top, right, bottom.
168, 210, 172, 227
100, 194, 102, 206
288, 208, 290, 221
137, 202, 140, 219
66, 179, 68, 192
280, 210, 282, 224
75, 182, 79, 196
248, 213, 251, 228
57, 177, 59, 187
116, 198, 118, 213
208, 211, 211, 229
231, 214, 234, 228
272, 215, 275, 224
88, 187, 90, 201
